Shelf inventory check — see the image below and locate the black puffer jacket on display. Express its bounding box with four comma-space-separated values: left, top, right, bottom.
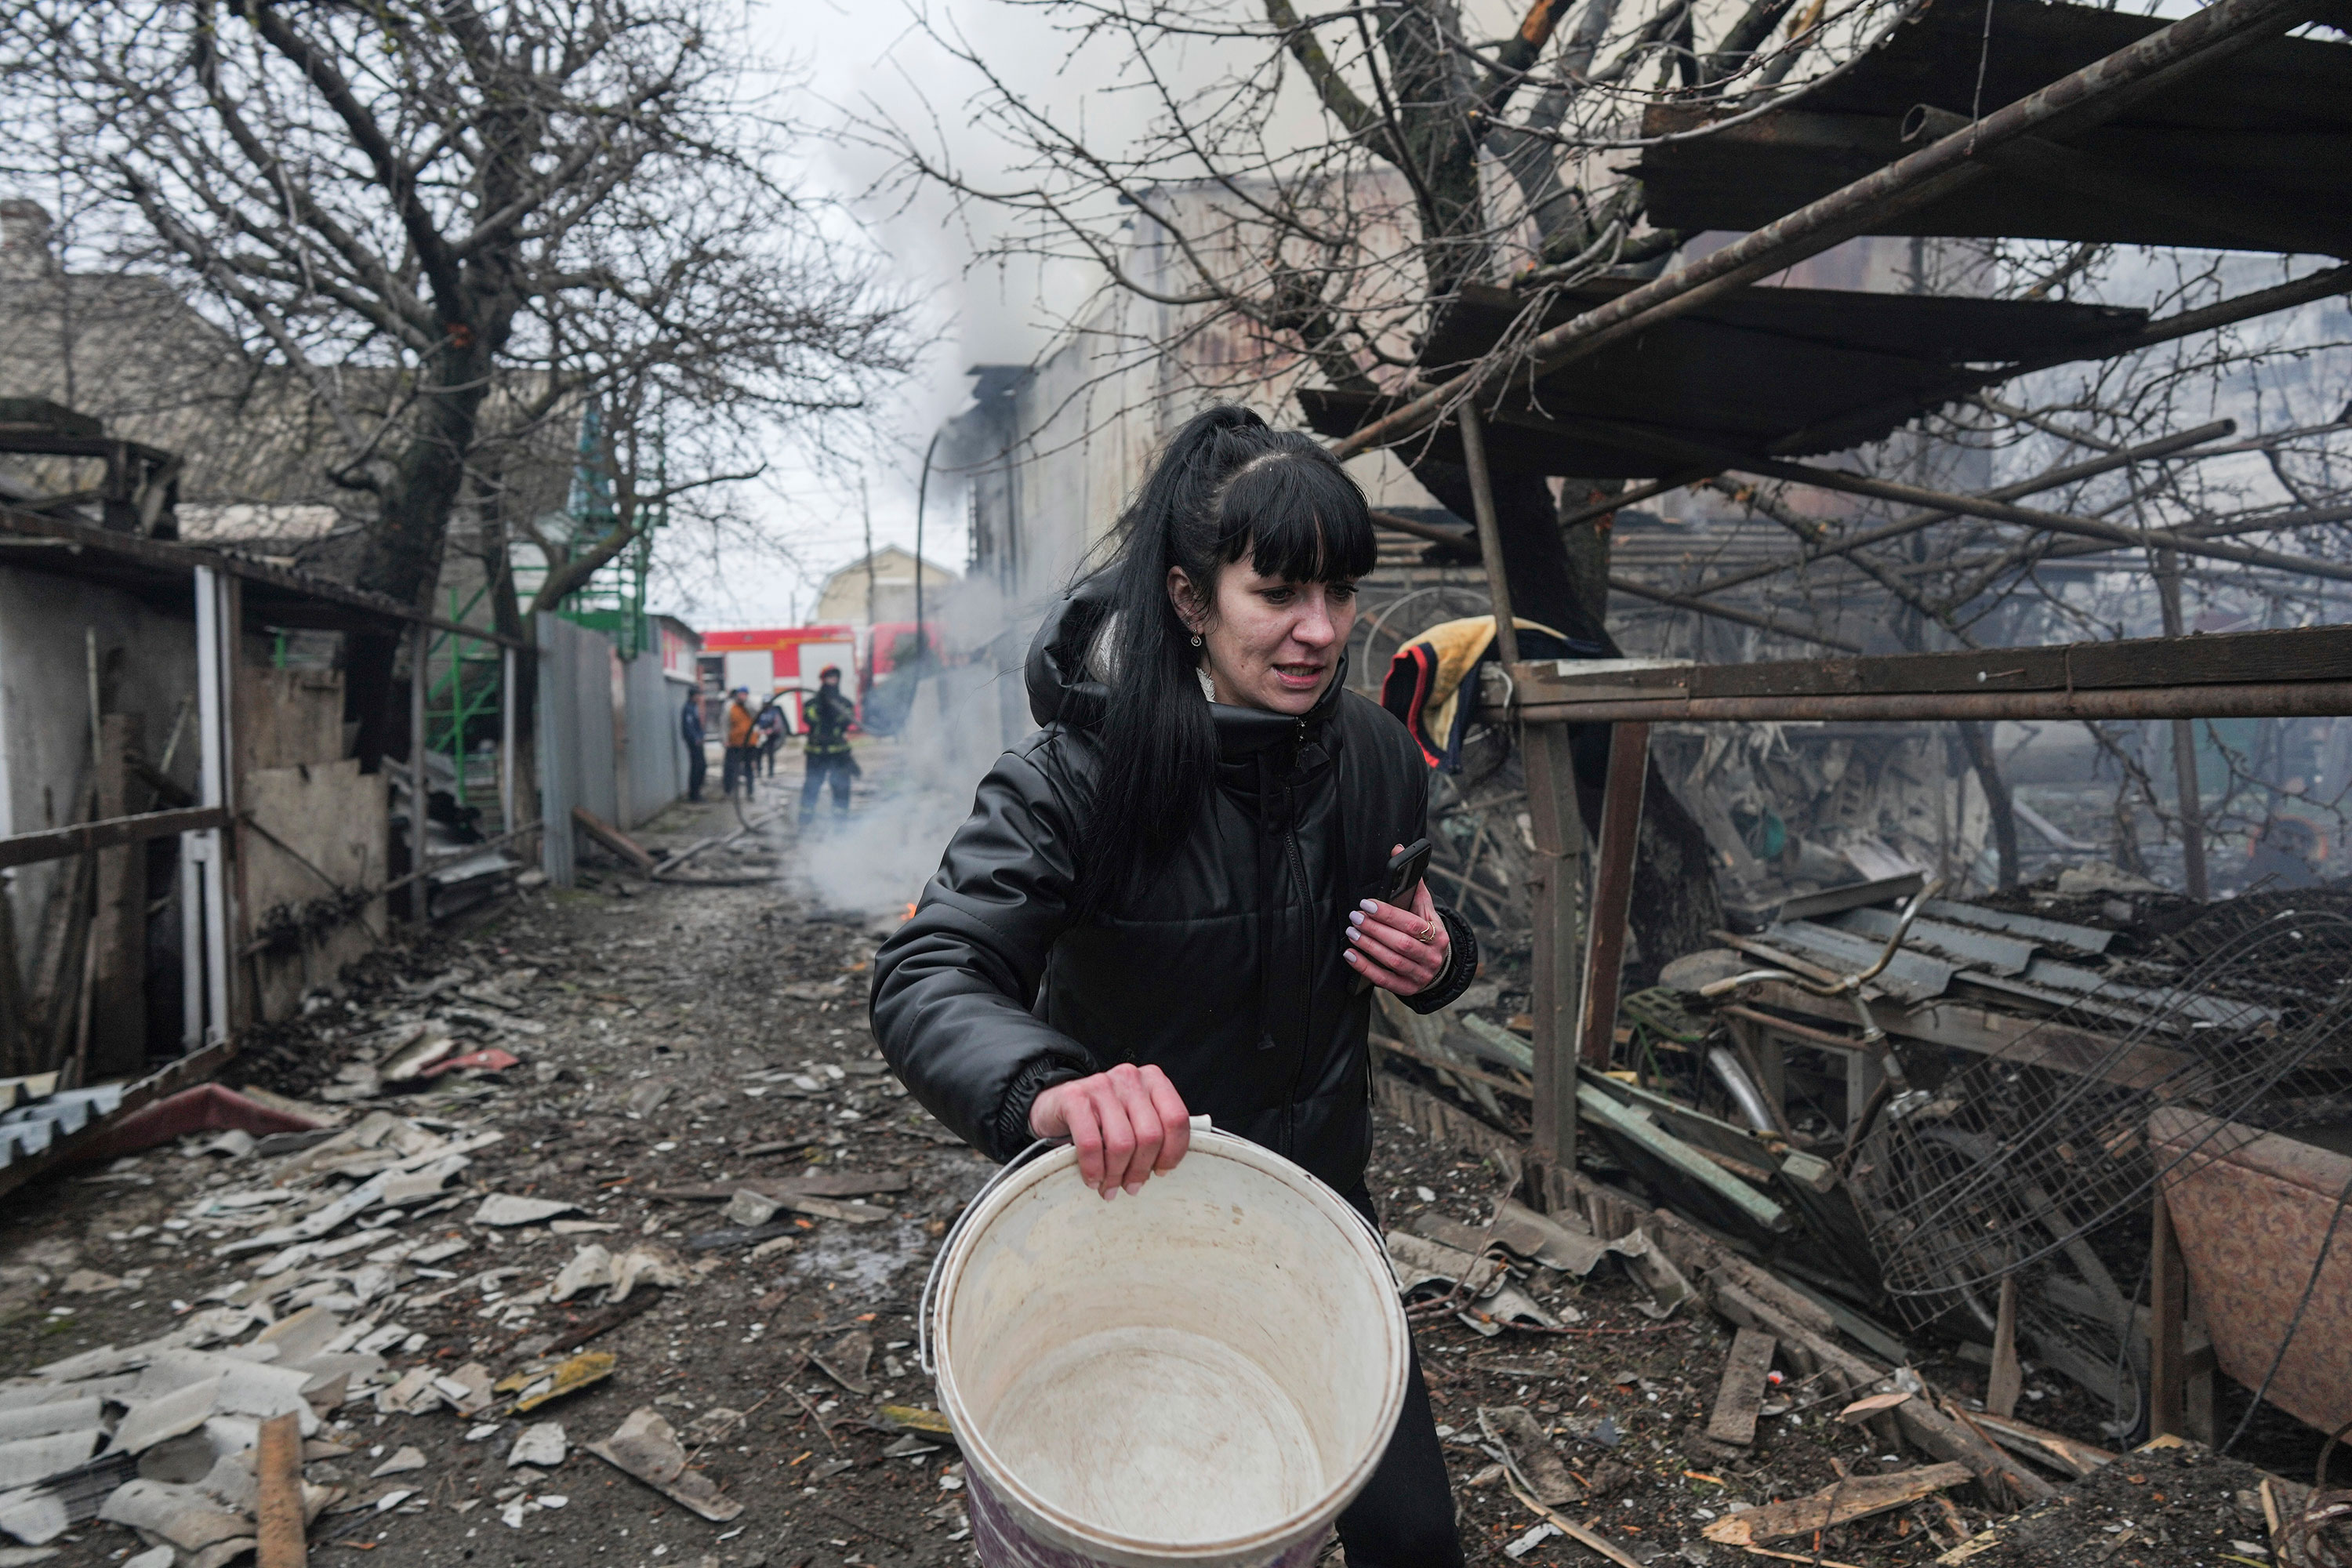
870, 577, 1476, 1193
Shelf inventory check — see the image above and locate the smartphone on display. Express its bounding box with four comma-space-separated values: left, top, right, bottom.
1352, 838, 1435, 995
1381, 838, 1433, 906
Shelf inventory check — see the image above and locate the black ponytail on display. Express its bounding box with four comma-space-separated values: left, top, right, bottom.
1073, 405, 1376, 913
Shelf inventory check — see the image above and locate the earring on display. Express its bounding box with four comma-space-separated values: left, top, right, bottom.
1190, 633, 1203, 648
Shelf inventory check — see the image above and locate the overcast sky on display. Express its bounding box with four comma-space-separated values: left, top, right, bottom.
650, 0, 1097, 630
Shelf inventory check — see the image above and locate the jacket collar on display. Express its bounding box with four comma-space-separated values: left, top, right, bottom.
1210, 657, 1348, 763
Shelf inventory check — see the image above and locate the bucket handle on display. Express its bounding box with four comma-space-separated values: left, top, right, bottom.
919, 1115, 1226, 1379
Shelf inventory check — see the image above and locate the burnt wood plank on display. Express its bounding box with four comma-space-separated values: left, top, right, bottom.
1706, 1325, 1779, 1446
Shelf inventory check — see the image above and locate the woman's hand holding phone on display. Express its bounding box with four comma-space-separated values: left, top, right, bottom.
1345, 841, 1451, 996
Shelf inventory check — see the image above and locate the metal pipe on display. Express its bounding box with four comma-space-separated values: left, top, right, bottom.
1331, 0, 2313, 459
2154, 550, 2210, 900
409, 630, 428, 925
1708, 1047, 1780, 1135
1505, 679, 2352, 725
499, 645, 518, 840
1457, 406, 1520, 665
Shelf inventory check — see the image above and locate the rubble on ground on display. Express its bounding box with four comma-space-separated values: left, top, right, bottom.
7, 776, 2348, 1568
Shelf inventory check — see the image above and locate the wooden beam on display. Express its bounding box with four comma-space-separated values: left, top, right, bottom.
1706, 1326, 1778, 1446
1523, 720, 1584, 1200
0, 503, 529, 648
1741, 982, 2199, 1093
1702, 1462, 1975, 1545
1577, 724, 1648, 1069
1988, 1276, 2023, 1418
256, 1410, 307, 1568
572, 806, 659, 874
1456, 406, 1519, 666
0, 805, 230, 869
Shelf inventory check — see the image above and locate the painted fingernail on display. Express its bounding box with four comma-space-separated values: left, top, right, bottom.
1344, 949, 1360, 964
1348, 909, 1364, 927
1360, 899, 1378, 912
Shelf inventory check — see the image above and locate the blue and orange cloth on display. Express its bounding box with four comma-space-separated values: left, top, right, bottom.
1379, 615, 1604, 771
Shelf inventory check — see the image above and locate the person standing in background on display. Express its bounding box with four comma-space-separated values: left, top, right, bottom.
723, 686, 760, 800
681, 688, 708, 802
757, 697, 787, 777
800, 666, 859, 825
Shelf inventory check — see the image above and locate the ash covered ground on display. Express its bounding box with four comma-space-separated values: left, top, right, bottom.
0, 744, 2232, 1568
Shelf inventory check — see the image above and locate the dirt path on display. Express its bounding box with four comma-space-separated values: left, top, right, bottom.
0, 750, 2074, 1568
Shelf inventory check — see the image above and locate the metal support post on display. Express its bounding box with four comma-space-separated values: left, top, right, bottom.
410, 628, 429, 924
188, 566, 232, 1047
2150, 1183, 2185, 1439
2154, 550, 2209, 900
1577, 722, 1650, 1069
500, 645, 518, 837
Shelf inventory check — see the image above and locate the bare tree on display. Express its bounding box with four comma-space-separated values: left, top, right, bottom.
869, 0, 2351, 918
866, 0, 1900, 960
3, 0, 920, 763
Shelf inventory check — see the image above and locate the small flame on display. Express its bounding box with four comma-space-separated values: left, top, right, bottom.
902, 902, 918, 923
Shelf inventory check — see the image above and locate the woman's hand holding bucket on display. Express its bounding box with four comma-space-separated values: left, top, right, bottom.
1029, 1062, 1192, 1198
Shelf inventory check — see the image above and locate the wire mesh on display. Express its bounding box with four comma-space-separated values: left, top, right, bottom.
1847, 909, 2352, 1326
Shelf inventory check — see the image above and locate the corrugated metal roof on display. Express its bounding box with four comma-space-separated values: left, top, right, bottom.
1296, 281, 2143, 477
1635, 0, 2352, 253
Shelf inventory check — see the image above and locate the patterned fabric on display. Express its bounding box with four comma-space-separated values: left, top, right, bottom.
1377, 616, 1599, 771
2151, 1107, 2352, 1436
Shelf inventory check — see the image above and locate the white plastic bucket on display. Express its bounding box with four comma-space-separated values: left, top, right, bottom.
921, 1123, 1409, 1568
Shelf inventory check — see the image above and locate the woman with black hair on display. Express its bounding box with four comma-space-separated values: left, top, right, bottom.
872, 405, 1475, 1565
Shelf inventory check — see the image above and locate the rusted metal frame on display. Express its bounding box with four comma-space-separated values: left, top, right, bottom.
1577, 724, 1650, 1069
1491, 622, 2352, 709
1904, 103, 2350, 259
1681, 420, 2238, 601
0, 806, 232, 870
1505, 679, 2352, 724
1329, 0, 2314, 460
0, 503, 528, 648
1456, 407, 1520, 664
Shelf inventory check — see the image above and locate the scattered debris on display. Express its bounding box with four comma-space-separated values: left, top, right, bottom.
506, 1423, 567, 1469
472, 1195, 579, 1228
1704, 1461, 1974, 1544
584, 1409, 742, 1523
